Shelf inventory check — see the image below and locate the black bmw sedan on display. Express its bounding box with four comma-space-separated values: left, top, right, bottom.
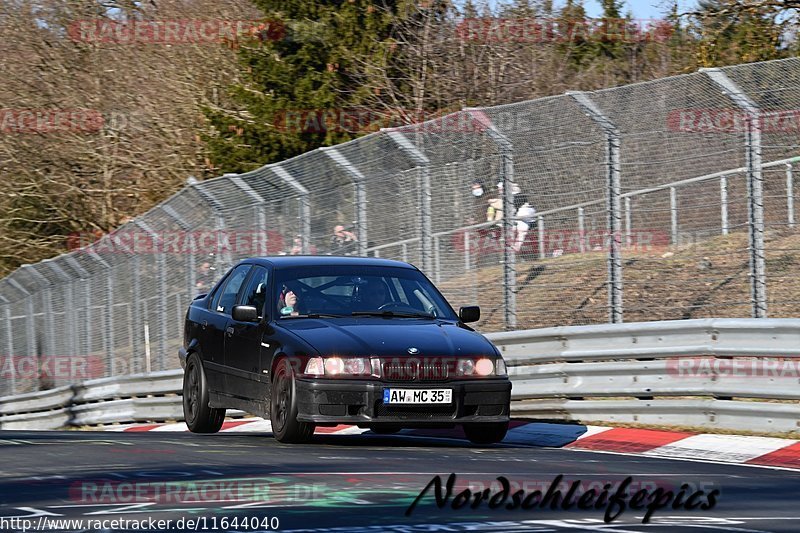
179, 256, 511, 444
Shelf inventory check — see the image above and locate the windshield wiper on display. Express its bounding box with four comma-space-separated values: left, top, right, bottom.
280, 313, 347, 319
350, 311, 436, 319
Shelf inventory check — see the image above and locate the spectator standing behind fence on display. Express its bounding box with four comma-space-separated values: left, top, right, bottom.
196, 261, 215, 293
512, 194, 537, 254
330, 224, 358, 255
486, 180, 521, 224
468, 179, 488, 224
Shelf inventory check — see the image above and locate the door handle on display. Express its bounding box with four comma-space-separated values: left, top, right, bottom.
226, 326, 234, 336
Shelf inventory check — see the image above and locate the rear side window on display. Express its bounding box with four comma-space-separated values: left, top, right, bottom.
211, 265, 250, 315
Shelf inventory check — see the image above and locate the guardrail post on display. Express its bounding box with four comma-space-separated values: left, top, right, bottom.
465, 108, 517, 330
569, 92, 623, 323
383, 130, 432, 272
720, 176, 729, 235
704, 68, 767, 318
322, 148, 368, 256
787, 163, 795, 229
0, 295, 15, 395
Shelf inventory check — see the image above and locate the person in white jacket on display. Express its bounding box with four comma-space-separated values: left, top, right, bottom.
512, 194, 537, 253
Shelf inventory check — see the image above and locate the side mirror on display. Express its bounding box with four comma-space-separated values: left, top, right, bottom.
232, 305, 259, 322
459, 306, 481, 323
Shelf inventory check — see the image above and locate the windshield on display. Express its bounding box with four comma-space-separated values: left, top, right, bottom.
274, 265, 457, 319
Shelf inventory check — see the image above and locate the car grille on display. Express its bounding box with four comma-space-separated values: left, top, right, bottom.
374, 400, 457, 419
381, 358, 449, 382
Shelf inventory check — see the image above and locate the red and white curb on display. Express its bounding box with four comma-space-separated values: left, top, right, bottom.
107, 418, 800, 470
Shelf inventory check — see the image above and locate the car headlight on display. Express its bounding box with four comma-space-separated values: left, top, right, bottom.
305, 356, 372, 377
455, 357, 505, 377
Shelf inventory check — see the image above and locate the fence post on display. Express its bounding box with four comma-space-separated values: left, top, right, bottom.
383, 130, 433, 272
537, 216, 546, 259
193, 183, 232, 270
624, 197, 632, 247
720, 176, 729, 235
322, 148, 368, 256
43, 261, 76, 365
86, 249, 115, 376
229, 176, 271, 256
670, 187, 678, 245
0, 295, 15, 395
465, 108, 517, 330
270, 166, 312, 254
22, 266, 53, 359
569, 92, 623, 324
578, 207, 586, 253
787, 163, 795, 229
704, 68, 767, 318
135, 220, 168, 371
64, 256, 91, 367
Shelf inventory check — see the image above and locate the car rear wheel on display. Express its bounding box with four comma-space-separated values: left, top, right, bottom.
463, 421, 508, 445
271, 359, 314, 443
183, 354, 225, 433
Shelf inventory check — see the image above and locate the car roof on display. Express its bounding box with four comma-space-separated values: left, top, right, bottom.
240, 256, 419, 271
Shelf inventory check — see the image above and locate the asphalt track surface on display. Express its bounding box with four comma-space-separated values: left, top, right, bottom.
0, 429, 798, 532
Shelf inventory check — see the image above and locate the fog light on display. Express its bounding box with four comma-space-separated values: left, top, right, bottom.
475, 358, 494, 376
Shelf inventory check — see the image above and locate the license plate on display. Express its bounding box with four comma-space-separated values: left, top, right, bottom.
383, 388, 452, 404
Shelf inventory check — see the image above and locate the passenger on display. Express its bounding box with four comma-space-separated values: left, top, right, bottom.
278, 286, 301, 316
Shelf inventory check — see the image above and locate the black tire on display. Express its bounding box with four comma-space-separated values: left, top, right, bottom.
271, 359, 314, 443
463, 421, 509, 445
183, 354, 225, 433
370, 426, 401, 435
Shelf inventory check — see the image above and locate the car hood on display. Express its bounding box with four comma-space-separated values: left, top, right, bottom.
277, 318, 496, 358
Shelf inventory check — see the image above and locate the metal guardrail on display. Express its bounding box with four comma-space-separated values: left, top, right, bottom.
1, 318, 799, 433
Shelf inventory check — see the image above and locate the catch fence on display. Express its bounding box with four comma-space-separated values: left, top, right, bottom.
2, 58, 800, 394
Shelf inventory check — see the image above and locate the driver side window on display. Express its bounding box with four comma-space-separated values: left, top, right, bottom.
240, 266, 270, 318
212, 265, 250, 315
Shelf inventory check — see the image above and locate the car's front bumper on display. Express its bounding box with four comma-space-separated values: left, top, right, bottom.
294, 378, 511, 426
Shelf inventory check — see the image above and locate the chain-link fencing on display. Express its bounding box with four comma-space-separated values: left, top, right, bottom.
2, 58, 800, 394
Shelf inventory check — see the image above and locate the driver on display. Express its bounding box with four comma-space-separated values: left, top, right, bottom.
354, 279, 389, 311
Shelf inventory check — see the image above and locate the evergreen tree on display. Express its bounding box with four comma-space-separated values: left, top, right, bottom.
202, 0, 410, 173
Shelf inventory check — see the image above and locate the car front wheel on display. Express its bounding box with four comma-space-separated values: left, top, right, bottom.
183, 354, 225, 433
463, 421, 508, 445
271, 359, 314, 443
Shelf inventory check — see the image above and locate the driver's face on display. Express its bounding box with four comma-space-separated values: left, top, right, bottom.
365, 285, 386, 307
